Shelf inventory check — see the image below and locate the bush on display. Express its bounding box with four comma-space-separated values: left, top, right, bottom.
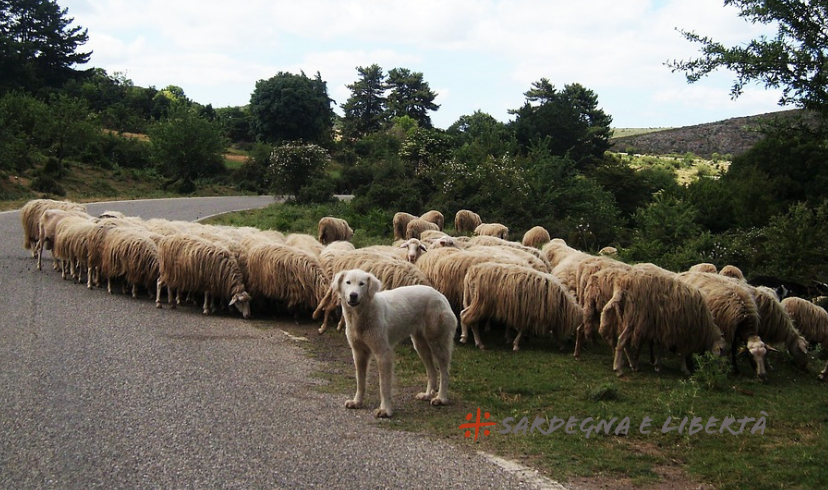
30, 175, 65, 196
689, 351, 731, 391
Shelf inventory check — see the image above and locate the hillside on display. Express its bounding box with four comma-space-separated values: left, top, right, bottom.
610, 109, 806, 157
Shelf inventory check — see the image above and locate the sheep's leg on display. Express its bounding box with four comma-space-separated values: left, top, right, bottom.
202, 293, 211, 315
574, 324, 585, 360
169, 288, 176, 309
512, 329, 524, 352
107, 277, 113, 294
131, 284, 138, 299
819, 358, 828, 381
35, 241, 43, 271
613, 325, 633, 375
336, 315, 346, 331
155, 279, 164, 308
87, 266, 93, 289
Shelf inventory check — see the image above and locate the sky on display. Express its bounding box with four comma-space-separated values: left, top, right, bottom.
61, 0, 788, 130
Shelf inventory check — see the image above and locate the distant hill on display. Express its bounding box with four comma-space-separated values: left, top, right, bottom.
610, 109, 806, 157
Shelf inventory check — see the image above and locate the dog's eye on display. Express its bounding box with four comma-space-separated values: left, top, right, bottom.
345, 280, 351, 285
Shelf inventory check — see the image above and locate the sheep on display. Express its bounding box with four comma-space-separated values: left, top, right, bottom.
320, 241, 357, 278
285, 233, 324, 256
598, 246, 618, 257
521, 226, 551, 249
677, 271, 769, 379
419, 229, 449, 241
36, 208, 92, 271
155, 234, 251, 318
51, 214, 97, 281
454, 210, 482, 234
428, 235, 470, 249
245, 242, 329, 317
314, 248, 432, 334
20, 199, 87, 256
100, 227, 160, 298
601, 266, 727, 376
720, 265, 745, 281
474, 223, 509, 240
751, 286, 808, 369
405, 218, 440, 240
98, 210, 126, 219
399, 238, 429, 264
420, 210, 445, 231
468, 235, 549, 265
542, 238, 588, 269
318, 217, 354, 245
393, 212, 418, 241
575, 259, 633, 359
460, 263, 582, 351
467, 244, 550, 273
782, 297, 828, 379
689, 262, 718, 274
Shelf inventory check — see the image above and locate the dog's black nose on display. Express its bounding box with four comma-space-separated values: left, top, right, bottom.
349, 292, 359, 302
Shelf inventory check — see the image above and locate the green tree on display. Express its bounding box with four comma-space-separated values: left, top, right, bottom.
385, 68, 439, 128
625, 192, 702, 266
148, 106, 227, 190
268, 142, 331, 201
249, 71, 333, 145
510, 80, 613, 163
447, 110, 516, 162
341, 64, 388, 138
0, 90, 49, 171
0, 0, 91, 94
216, 105, 253, 143
668, 0, 828, 117
45, 92, 97, 167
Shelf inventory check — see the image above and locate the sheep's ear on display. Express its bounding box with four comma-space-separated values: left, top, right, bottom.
229, 295, 237, 306
765, 345, 780, 353
399, 240, 409, 248
419, 244, 427, 253
368, 274, 382, 298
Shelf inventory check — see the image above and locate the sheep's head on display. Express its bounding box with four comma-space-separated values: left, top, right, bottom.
230, 291, 252, 319
710, 336, 728, 357
399, 238, 427, 263
746, 336, 769, 380
788, 334, 810, 370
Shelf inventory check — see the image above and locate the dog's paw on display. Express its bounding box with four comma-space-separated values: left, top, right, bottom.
430, 397, 449, 407
345, 400, 363, 409
415, 391, 434, 401
374, 408, 393, 418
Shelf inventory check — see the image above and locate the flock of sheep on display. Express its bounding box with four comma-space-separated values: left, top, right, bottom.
20, 198, 828, 381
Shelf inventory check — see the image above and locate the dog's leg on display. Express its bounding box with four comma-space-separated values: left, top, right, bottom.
375, 350, 395, 418
429, 321, 453, 406
411, 334, 437, 401
345, 345, 369, 410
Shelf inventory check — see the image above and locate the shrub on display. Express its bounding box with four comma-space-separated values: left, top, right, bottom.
30, 175, 65, 196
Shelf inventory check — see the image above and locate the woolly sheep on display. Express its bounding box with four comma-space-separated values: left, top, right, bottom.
521, 226, 551, 249
245, 242, 328, 317
155, 234, 251, 318
720, 265, 746, 281
601, 266, 727, 376
393, 212, 418, 241
51, 214, 96, 281
101, 226, 161, 298
782, 297, 828, 379
598, 246, 618, 257
751, 286, 808, 369
468, 235, 548, 264
405, 218, 440, 240
420, 210, 445, 231
474, 223, 509, 240
419, 229, 449, 241
460, 263, 582, 351
677, 271, 768, 379
399, 238, 429, 264
20, 199, 87, 256
318, 217, 354, 245
36, 208, 92, 272
285, 233, 324, 256
575, 259, 633, 359
542, 238, 588, 269
454, 210, 482, 234
689, 263, 718, 274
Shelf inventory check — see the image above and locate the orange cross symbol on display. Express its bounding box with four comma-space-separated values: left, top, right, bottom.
460, 408, 497, 441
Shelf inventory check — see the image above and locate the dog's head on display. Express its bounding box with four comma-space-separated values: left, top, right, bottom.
333, 269, 382, 308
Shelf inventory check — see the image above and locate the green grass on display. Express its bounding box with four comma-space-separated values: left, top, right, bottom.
215, 203, 828, 490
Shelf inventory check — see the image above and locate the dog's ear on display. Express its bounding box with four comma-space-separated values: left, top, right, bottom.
367, 273, 382, 299
332, 271, 346, 295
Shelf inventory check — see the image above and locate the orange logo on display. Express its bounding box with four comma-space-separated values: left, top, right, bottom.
460, 408, 497, 441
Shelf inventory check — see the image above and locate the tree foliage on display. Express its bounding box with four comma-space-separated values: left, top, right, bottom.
341, 64, 388, 139
0, 0, 91, 94
385, 68, 440, 128
249, 71, 334, 145
668, 0, 828, 117
268, 142, 331, 201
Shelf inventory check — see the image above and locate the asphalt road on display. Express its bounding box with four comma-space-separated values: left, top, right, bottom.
0, 196, 549, 489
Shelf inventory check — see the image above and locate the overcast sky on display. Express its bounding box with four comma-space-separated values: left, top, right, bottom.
62, 0, 787, 129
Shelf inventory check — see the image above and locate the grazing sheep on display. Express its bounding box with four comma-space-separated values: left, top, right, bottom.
782, 297, 828, 379
720, 265, 745, 281
393, 212, 418, 241
601, 266, 727, 376
751, 286, 808, 369
314, 249, 432, 334
598, 246, 618, 257
460, 263, 582, 351
318, 217, 354, 245
677, 271, 768, 379
405, 218, 440, 240
454, 210, 482, 234
20, 199, 87, 256
285, 233, 324, 256
245, 242, 328, 316
156, 234, 251, 318
689, 263, 718, 274
474, 223, 509, 240
420, 210, 445, 231
521, 226, 551, 249
576, 259, 633, 359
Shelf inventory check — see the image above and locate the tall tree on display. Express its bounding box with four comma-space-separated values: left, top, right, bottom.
0, 0, 91, 94
249, 71, 334, 144
510, 80, 612, 162
668, 0, 828, 117
341, 64, 388, 138
385, 68, 439, 128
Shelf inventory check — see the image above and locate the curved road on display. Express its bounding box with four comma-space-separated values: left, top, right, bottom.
0, 196, 552, 489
